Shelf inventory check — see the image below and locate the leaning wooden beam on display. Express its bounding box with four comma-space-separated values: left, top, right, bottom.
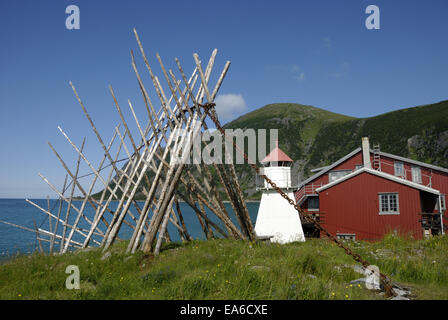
101, 139, 160, 250
139, 148, 238, 245
37, 236, 81, 249
60, 137, 85, 253
169, 69, 230, 224
109, 92, 156, 219
169, 202, 186, 242
198, 200, 213, 239
147, 59, 243, 242
147, 135, 243, 241
193, 52, 213, 103
162, 65, 227, 228
174, 57, 237, 227
26, 199, 101, 245
70, 81, 123, 177
140, 113, 199, 254
154, 195, 176, 255
156, 54, 191, 124
25, 199, 103, 238
141, 108, 210, 254
33, 219, 43, 253
126, 117, 186, 253
48, 136, 121, 253
139, 138, 229, 244
91, 124, 123, 224
100, 78, 189, 249
58, 125, 140, 226
175, 199, 191, 241
169, 68, 228, 215
0, 219, 84, 248
109, 85, 154, 215
50, 175, 68, 254
69, 82, 143, 230
47, 137, 135, 234
47, 142, 108, 226
175, 190, 228, 238
206, 61, 254, 239
131, 145, 233, 247
133, 28, 179, 129
0, 219, 83, 250
100, 125, 159, 250
62, 169, 104, 253
47, 196, 52, 241
188, 192, 208, 239
82, 152, 140, 248
132, 50, 198, 149
38, 174, 99, 231
193, 54, 255, 240
123, 72, 198, 253
37, 228, 84, 247
154, 76, 179, 129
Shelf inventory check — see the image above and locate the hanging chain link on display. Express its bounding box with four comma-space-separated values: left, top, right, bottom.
200, 102, 396, 297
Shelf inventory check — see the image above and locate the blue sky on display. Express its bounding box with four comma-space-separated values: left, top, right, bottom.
1, 0, 447, 198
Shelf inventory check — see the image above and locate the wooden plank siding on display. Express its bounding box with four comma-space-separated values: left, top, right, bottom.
319, 171, 424, 240
296, 148, 448, 240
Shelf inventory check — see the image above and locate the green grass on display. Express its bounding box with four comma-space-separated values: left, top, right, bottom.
1, 235, 447, 300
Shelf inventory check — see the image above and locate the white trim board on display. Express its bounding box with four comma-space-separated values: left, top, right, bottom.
299, 148, 362, 187
377, 150, 448, 174
316, 167, 441, 195
300, 147, 448, 189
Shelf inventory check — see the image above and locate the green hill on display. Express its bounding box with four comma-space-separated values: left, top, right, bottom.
224, 100, 448, 199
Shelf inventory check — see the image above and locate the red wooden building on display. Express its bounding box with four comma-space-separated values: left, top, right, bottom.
295, 138, 447, 240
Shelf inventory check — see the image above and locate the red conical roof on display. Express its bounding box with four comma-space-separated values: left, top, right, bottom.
261, 141, 293, 163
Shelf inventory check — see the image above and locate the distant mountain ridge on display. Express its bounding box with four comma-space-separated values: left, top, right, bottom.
224, 100, 448, 199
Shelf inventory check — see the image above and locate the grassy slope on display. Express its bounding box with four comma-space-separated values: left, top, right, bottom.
1, 235, 447, 300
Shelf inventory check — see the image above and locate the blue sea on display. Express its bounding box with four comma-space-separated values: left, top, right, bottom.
0, 198, 259, 260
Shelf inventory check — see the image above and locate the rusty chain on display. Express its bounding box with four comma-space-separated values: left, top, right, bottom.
200, 102, 396, 297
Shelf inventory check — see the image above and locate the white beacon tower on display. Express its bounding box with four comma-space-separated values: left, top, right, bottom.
254, 141, 305, 244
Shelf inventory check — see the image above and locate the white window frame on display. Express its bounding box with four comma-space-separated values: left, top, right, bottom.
307, 196, 319, 212
411, 166, 422, 184
438, 194, 446, 213
394, 161, 404, 177
336, 233, 356, 241
328, 170, 352, 183
379, 193, 400, 215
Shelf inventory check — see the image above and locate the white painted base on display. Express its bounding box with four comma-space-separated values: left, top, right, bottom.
254, 190, 306, 244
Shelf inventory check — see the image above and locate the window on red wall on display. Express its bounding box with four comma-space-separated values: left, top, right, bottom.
329, 170, 352, 182
308, 196, 319, 211
394, 162, 404, 177
379, 193, 400, 215
437, 194, 446, 213
411, 166, 422, 184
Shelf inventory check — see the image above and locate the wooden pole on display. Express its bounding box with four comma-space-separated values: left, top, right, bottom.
60, 137, 85, 252
50, 175, 68, 254
26, 199, 101, 245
